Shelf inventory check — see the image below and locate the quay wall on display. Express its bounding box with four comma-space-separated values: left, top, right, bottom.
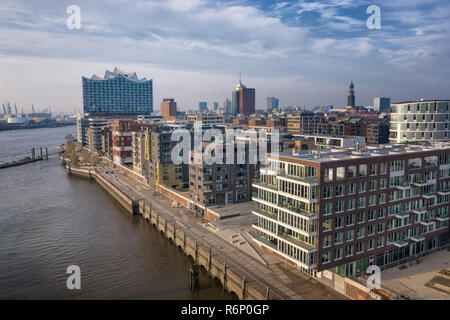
67, 166, 271, 300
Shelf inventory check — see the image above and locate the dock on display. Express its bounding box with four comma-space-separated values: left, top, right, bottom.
0, 147, 59, 170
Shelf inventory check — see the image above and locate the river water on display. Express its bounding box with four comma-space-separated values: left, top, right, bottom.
0, 126, 232, 299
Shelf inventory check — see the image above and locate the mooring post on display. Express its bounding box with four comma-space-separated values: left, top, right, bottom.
194, 240, 198, 262
173, 220, 176, 239
208, 246, 212, 273
266, 287, 270, 300
242, 276, 246, 300
45, 147, 48, 160
40, 147, 43, 159
223, 262, 227, 292
190, 264, 199, 291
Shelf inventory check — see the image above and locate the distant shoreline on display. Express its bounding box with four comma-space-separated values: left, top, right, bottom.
0, 122, 76, 132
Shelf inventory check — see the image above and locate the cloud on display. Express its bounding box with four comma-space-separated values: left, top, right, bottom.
0, 0, 448, 112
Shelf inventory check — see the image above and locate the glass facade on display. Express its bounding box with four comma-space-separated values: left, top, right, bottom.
82, 68, 153, 115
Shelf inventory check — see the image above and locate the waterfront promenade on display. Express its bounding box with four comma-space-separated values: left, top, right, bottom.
68, 162, 346, 300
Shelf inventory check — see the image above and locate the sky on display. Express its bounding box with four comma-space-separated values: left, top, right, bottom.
0, 0, 449, 113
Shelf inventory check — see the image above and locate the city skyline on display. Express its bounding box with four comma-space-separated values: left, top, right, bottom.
0, 0, 449, 113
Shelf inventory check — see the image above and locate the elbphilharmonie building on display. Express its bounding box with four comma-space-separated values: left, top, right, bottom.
82, 68, 153, 115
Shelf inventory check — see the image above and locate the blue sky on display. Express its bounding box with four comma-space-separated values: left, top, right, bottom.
0, 0, 449, 113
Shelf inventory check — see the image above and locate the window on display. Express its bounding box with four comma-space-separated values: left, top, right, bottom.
335, 217, 343, 229
348, 165, 357, 178
335, 201, 344, 213
379, 178, 387, 189
377, 237, 384, 248
348, 183, 356, 195
370, 163, 377, 176
345, 245, 354, 257
358, 197, 366, 208
378, 207, 385, 219
336, 167, 345, 180
369, 180, 377, 191
368, 210, 376, 221
356, 242, 364, 254
324, 168, 334, 182
391, 160, 405, 172
346, 214, 355, 226
323, 186, 333, 199
322, 235, 331, 248
334, 232, 343, 244
322, 203, 332, 216
322, 219, 332, 231
357, 227, 365, 239
335, 185, 344, 197
357, 212, 365, 224
346, 230, 354, 242
377, 222, 385, 233
367, 224, 375, 236
379, 193, 386, 204
369, 195, 377, 206
347, 198, 356, 211
367, 239, 374, 250
322, 251, 331, 263
380, 162, 388, 174
359, 164, 367, 177
359, 181, 367, 193
335, 248, 343, 260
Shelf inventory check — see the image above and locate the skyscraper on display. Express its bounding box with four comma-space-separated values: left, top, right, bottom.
373, 97, 391, 113
199, 102, 208, 113
232, 77, 256, 116
347, 81, 355, 108
82, 67, 153, 115
161, 98, 177, 121
223, 98, 232, 114
266, 97, 279, 111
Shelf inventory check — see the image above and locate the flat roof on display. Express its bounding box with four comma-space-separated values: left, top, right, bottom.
392, 100, 450, 104
269, 142, 450, 163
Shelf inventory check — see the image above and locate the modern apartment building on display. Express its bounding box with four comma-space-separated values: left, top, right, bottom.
132, 131, 148, 180
286, 112, 325, 134
86, 118, 110, 153
366, 122, 390, 145
293, 134, 366, 150
145, 126, 188, 188
189, 142, 257, 206
82, 68, 153, 115
251, 143, 450, 278
110, 120, 140, 165
390, 100, 450, 143
187, 114, 225, 125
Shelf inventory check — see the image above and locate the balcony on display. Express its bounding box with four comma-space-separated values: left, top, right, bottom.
436, 215, 449, 222
286, 205, 317, 219
250, 232, 277, 250
253, 182, 277, 191
438, 188, 450, 196
411, 179, 432, 187
277, 173, 319, 186
394, 211, 410, 219
393, 240, 409, 248
277, 232, 316, 252
410, 235, 425, 242
395, 181, 412, 190
252, 208, 278, 221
